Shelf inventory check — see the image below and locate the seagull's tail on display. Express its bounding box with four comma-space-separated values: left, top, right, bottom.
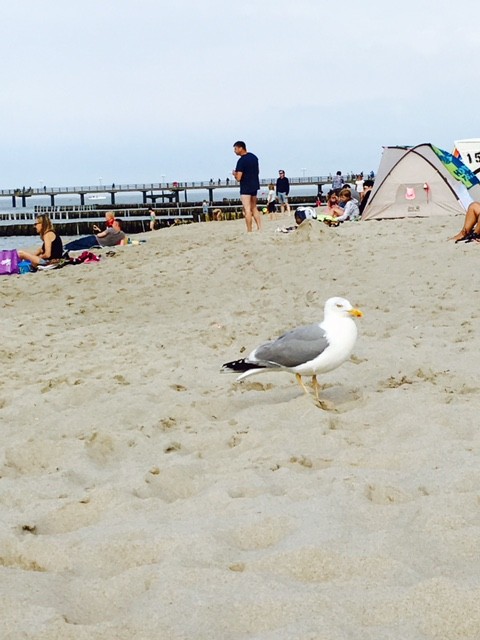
221, 358, 268, 381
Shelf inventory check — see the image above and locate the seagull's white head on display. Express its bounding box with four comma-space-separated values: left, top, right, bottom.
324, 297, 363, 319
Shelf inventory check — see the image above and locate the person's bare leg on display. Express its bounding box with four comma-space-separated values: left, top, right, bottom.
241, 195, 253, 232
450, 203, 480, 241
17, 250, 41, 266
251, 196, 262, 230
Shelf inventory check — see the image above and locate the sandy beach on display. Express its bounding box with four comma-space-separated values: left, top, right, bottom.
1, 213, 480, 639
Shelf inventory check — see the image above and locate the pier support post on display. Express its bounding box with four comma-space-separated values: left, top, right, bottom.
208, 188, 214, 202
110, 191, 116, 205
141, 191, 147, 204
11, 196, 16, 208
50, 194, 55, 207
80, 193, 85, 206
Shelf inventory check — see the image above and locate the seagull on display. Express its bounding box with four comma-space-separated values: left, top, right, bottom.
222, 297, 362, 401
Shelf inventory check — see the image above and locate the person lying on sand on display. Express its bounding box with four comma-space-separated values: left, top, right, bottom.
64, 218, 126, 253
450, 201, 480, 242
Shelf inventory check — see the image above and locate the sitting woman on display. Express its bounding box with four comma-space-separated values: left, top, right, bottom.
331, 188, 360, 222
18, 214, 63, 268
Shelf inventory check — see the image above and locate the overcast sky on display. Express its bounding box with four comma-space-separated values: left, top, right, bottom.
1, 0, 479, 187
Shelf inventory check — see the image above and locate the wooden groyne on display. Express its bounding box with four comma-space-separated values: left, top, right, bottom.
0, 194, 321, 237
0, 204, 242, 237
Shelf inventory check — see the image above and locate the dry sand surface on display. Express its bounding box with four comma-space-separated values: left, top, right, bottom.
1, 214, 480, 639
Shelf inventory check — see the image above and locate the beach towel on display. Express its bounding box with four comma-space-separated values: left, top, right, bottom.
73, 251, 101, 264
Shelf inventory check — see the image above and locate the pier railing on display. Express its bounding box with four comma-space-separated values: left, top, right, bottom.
0, 175, 347, 197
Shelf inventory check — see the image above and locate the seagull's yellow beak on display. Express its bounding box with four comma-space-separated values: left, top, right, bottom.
348, 308, 363, 317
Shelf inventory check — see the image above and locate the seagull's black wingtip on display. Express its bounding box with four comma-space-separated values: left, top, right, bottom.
221, 358, 266, 373
221, 358, 250, 373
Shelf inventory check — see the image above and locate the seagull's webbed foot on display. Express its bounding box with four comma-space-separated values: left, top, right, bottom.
311, 375, 336, 410
314, 397, 336, 411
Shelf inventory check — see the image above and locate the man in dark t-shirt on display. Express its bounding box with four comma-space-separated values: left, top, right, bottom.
232, 140, 262, 232
276, 170, 291, 214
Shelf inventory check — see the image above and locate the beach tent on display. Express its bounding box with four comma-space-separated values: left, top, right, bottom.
362, 143, 480, 220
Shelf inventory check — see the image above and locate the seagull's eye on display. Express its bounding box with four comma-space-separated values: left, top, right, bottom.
335, 303, 343, 308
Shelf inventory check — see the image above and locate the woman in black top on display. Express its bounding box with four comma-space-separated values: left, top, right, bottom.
18, 214, 63, 267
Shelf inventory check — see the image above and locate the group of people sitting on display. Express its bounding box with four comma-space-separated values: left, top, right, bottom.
18, 211, 127, 269
323, 180, 374, 223
276, 180, 375, 233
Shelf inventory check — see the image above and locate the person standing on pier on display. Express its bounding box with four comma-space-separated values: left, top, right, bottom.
232, 141, 262, 232
276, 170, 291, 215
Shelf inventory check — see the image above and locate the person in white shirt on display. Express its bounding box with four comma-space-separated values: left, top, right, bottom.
266, 183, 277, 220
355, 174, 364, 199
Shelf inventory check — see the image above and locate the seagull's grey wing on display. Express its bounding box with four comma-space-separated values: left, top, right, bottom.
252, 324, 330, 368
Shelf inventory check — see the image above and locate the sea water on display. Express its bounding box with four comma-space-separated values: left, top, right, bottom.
1, 233, 102, 251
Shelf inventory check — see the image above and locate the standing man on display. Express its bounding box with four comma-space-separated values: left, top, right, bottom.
332, 171, 344, 191
276, 169, 291, 215
232, 140, 262, 232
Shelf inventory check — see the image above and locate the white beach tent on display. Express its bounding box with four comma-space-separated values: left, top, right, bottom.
362, 143, 480, 220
